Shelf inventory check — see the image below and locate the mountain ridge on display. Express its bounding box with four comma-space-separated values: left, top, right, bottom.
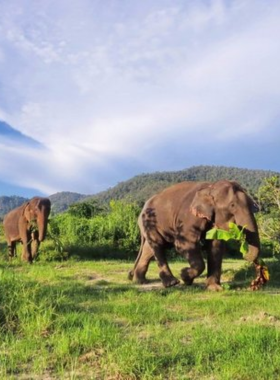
1, 165, 278, 217
84, 165, 279, 205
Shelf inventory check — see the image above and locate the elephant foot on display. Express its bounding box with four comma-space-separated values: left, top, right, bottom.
22, 255, 33, 264
180, 268, 195, 286
128, 270, 134, 281
206, 275, 222, 291
132, 271, 149, 284
160, 272, 180, 288
133, 277, 149, 285
206, 283, 223, 291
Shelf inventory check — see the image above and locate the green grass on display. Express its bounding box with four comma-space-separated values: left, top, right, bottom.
0, 255, 280, 379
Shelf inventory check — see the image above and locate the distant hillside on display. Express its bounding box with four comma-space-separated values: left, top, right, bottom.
0, 192, 87, 217
0, 196, 28, 218
85, 165, 279, 205
49, 192, 88, 214
1, 166, 279, 216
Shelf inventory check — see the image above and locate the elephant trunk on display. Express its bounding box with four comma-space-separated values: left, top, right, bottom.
235, 212, 260, 262
37, 215, 48, 242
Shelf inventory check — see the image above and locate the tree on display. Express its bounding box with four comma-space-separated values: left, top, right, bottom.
257, 176, 280, 255
68, 200, 105, 218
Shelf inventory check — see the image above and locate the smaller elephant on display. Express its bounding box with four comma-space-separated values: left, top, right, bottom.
3, 197, 51, 262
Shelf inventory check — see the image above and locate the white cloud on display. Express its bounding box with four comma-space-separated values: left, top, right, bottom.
0, 0, 280, 195
0, 107, 8, 121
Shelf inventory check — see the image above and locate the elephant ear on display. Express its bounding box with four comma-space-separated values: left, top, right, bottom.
251, 199, 259, 213
23, 202, 33, 222
231, 181, 259, 213
190, 187, 214, 221
247, 194, 259, 213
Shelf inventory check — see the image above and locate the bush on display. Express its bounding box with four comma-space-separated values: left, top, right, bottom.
257, 176, 280, 258
36, 239, 69, 262
47, 200, 141, 260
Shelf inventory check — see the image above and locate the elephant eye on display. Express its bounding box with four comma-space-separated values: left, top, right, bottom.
230, 202, 236, 209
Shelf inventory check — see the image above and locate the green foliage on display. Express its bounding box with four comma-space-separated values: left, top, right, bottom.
49, 200, 141, 258
48, 214, 91, 247
258, 175, 280, 213
68, 199, 105, 218
257, 176, 280, 256
206, 222, 249, 255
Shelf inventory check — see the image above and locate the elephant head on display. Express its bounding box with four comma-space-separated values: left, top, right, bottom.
23, 197, 51, 241
190, 180, 260, 262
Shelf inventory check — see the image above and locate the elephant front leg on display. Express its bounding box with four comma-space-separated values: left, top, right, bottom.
19, 223, 33, 263
21, 234, 33, 263
31, 240, 40, 260
31, 231, 40, 260
206, 240, 225, 291
176, 241, 205, 286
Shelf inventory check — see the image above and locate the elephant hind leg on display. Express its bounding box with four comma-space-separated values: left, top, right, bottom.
131, 240, 154, 284
128, 234, 146, 281
130, 230, 180, 287
132, 240, 180, 287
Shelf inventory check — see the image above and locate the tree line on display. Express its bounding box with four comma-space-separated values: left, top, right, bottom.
1, 165, 278, 217
1, 167, 280, 262
34, 175, 280, 262
86, 165, 278, 206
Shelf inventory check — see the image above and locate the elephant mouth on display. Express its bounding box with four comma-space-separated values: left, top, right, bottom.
242, 228, 259, 248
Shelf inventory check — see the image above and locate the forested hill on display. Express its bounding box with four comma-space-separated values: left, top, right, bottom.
86, 165, 279, 205
48, 192, 88, 214
0, 196, 28, 218
0, 166, 279, 216
0, 192, 87, 217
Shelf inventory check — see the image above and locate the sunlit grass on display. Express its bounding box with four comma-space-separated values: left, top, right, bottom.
0, 257, 280, 379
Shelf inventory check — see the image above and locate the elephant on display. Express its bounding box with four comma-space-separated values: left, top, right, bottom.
3, 197, 51, 263
128, 180, 260, 290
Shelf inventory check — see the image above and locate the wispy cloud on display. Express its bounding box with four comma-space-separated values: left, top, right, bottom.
0, 0, 280, 195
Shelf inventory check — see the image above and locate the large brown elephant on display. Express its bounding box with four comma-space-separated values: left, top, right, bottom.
3, 197, 51, 263
128, 180, 260, 290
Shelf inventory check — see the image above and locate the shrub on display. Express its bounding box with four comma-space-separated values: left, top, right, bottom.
46, 200, 141, 259
257, 176, 280, 257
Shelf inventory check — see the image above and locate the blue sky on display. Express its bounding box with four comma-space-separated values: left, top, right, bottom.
0, 0, 280, 197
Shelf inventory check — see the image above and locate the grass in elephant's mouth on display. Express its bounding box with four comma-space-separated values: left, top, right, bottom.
0, 258, 280, 380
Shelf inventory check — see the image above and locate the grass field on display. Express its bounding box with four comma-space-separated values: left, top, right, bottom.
1, 252, 280, 380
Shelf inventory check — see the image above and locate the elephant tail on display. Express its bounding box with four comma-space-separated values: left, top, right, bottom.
128, 233, 145, 281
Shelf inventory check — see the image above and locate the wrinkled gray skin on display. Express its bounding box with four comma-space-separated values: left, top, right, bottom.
129, 180, 260, 290
3, 197, 51, 263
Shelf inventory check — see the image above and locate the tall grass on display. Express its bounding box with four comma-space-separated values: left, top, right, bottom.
0, 259, 280, 379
